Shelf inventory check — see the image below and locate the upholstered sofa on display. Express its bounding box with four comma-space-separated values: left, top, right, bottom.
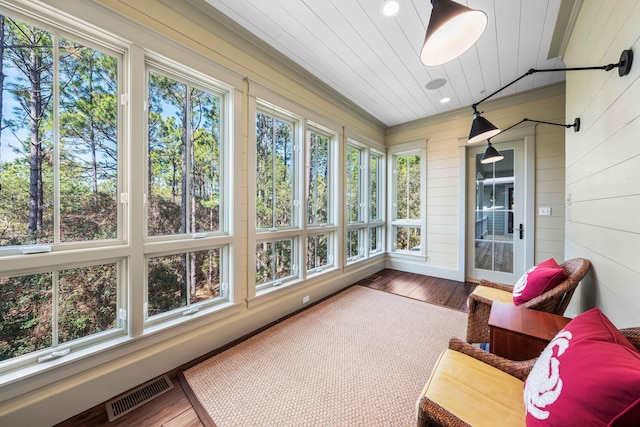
417, 310, 640, 426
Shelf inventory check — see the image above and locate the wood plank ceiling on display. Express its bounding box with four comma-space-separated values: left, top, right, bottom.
200, 0, 566, 127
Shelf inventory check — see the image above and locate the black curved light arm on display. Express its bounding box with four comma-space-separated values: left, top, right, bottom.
489, 117, 581, 141
472, 49, 633, 115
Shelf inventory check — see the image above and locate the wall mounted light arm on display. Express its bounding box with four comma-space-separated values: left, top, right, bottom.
479, 117, 580, 164
468, 49, 633, 144
498, 117, 581, 136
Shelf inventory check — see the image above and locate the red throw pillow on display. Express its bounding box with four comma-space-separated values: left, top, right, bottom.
524, 308, 640, 426
512, 258, 566, 305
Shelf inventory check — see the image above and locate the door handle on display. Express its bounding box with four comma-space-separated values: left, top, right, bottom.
519, 224, 524, 240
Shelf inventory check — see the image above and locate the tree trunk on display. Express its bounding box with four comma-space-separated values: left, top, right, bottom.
28, 48, 43, 236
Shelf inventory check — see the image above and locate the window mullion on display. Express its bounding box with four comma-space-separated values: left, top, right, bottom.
52, 270, 59, 347
53, 33, 61, 245
271, 125, 277, 229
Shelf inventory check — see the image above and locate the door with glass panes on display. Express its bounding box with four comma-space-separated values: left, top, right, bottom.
466, 140, 526, 283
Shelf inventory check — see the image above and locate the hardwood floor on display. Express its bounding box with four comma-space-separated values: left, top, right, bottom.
55, 269, 476, 427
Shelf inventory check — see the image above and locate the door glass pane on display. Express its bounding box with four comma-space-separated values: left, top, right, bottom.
474, 149, 514, 273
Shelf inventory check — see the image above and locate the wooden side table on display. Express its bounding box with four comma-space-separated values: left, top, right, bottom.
488, 302, 571, 360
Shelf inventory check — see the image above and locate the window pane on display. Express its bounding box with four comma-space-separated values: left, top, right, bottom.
0, 19, 121, 246
346, 146, 361, 223
474, 150, 515, 273
0, 19, 54, 245
307, 131, 329, 225
395, 226, 421, 252
396, 153, 420, 220
191, 88, 222, 233
255, 239, 293, 286
190, 248, 221, 304
307, 233, 329, 271
0, 273, 53, 361
370, 155, 379, 221
255, 241, 273, 285
370, 226, 382, 254
148, 72, 186, 236
59, 39, 118, 242
346, 229, 361, 260
256, 112, 294, 229
148, 73, 222, 236
147, 249, 222, 317
58, 264, 117, 343
147, 253, 187, 316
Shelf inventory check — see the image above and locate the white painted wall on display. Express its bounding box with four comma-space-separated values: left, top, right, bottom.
563, 0, 640, 325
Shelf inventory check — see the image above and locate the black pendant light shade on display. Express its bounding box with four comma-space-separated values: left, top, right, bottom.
480, 142, 504, 164
468, 112, 500, 144
420, 0, 487, 66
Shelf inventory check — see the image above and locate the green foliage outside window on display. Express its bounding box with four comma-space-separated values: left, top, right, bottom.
306, 233, 329, 271
147, 249, 221, 317
255, 112, 293, 229
255, 239, 292, 286
395, 153, 420, 220
306, 131, 329, 225
147, 71, 221, 236
346, 146, 361, 223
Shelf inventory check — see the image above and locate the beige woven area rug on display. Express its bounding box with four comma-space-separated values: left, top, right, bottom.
181, 285, 467, 427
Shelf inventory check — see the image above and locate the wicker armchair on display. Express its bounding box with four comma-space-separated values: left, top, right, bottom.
417, 327, 640, 426
466, 258, 591, 344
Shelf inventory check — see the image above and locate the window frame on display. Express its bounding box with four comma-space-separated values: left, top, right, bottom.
249, 100, 341, 300
0, 11, 128, 373
345, 138, 385, 265
142, 56, 234, 326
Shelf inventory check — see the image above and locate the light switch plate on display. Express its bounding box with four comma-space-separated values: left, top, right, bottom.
538, 207, 551, 216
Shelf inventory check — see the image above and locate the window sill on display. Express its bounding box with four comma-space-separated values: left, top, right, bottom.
248, 267, 341, 309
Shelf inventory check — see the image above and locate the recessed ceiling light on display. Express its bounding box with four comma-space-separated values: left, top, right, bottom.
440, 97, 451, 103
382, 1, 400, 17
425, 78, 447, 90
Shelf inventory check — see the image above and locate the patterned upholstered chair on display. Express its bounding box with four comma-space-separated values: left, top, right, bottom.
466, 258, 590, 344
416, 327, 640, 426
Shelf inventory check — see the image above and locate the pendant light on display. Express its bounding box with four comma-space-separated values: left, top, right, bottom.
480, 142, 503, 164
420, 0, 488, 66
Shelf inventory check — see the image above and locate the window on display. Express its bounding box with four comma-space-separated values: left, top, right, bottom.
305, 126, 336, 275
145, 64, 230, 322
254, 108, 298, 290
253, 104, 338, 293
147, 249, 225, 317
390, 151, 422, 254
0, 15, 123, 367
345, 140, 384, 264
255, 111, 295, 230
306, 130, 330, 226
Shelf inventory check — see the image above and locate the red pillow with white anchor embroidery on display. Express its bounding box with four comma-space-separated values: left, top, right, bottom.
524, 308, 640, 426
